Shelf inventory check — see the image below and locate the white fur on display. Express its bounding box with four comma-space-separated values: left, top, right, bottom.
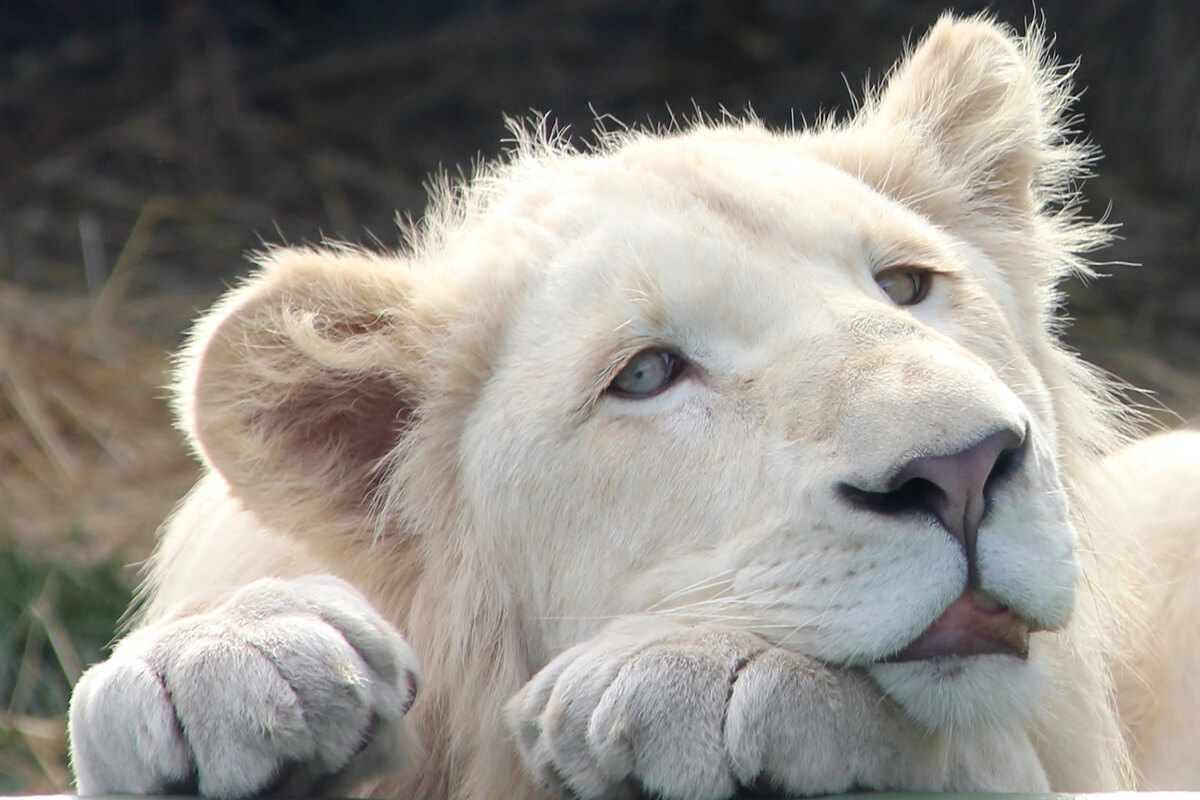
68, 14, 1200, 800
70, 576, 419, 798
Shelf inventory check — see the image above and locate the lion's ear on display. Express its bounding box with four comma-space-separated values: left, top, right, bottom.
848, 14, 1082, 222
178, 247, 436, 539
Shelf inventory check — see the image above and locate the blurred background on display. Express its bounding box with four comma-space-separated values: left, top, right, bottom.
1, 0, 1197, 791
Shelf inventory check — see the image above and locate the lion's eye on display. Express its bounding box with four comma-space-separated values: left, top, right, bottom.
875, 268, 932, 306
608, 349, 682, 398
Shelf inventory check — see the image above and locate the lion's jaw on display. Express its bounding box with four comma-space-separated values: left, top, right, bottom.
454, 141, 1080, 736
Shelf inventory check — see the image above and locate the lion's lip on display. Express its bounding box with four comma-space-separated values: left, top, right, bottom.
882, 589, 1030, 662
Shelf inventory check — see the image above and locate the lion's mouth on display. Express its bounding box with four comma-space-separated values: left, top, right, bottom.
883, 589, 1030, 662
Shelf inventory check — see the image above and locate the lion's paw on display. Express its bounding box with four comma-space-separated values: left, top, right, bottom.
507, 621, 1007, 800
68, 575, 418, 799
509, 623, 757, 800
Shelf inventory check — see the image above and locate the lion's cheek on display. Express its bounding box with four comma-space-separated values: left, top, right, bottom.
715, 520, 965, 663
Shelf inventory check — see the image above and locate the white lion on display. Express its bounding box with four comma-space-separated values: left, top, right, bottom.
68, 14, 1200, 800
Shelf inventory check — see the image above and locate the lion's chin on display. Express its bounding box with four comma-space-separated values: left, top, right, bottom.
867, 649, 1045, 733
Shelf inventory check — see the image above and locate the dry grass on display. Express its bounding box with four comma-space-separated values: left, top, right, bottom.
0, 283, 198, 562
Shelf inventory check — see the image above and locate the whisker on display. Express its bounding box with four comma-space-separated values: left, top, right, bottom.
645, 569, 739, 611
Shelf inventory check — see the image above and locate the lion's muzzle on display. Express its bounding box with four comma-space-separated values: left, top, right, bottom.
838, 425, 1027, 583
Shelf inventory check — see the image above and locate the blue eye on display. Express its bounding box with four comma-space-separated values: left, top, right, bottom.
876, 267, 932, 306
608, 349, 682, 398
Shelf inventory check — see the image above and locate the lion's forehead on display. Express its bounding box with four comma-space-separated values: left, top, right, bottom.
480, 132, 951, 279
484, 138, 978, 362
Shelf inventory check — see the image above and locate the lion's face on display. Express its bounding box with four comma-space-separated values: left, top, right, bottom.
459, 137, 1078, 731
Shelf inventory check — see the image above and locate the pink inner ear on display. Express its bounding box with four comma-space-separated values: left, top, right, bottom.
266, 372, 414, 482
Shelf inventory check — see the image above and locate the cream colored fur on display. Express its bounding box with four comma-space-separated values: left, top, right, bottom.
68, 14, 1200, 800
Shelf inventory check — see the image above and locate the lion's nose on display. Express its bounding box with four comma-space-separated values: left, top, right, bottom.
839, 427, 1027, 577
888, 427, 1026, 551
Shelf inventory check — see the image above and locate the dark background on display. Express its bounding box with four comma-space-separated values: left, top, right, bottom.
0, 1, 1197, 792
5, 1, 1199, 366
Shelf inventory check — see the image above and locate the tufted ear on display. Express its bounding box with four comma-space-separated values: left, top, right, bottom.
840, 14, 1089, 228
176, 247, 443, 540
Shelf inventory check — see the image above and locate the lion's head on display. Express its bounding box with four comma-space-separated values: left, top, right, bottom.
172, 15, 1127, 771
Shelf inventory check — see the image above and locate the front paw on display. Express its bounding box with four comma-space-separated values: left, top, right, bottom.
507, 621, 959, 800
69, 575, 418, 799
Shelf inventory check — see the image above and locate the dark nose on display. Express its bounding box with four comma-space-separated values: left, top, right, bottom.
840, 427, 1027, 579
